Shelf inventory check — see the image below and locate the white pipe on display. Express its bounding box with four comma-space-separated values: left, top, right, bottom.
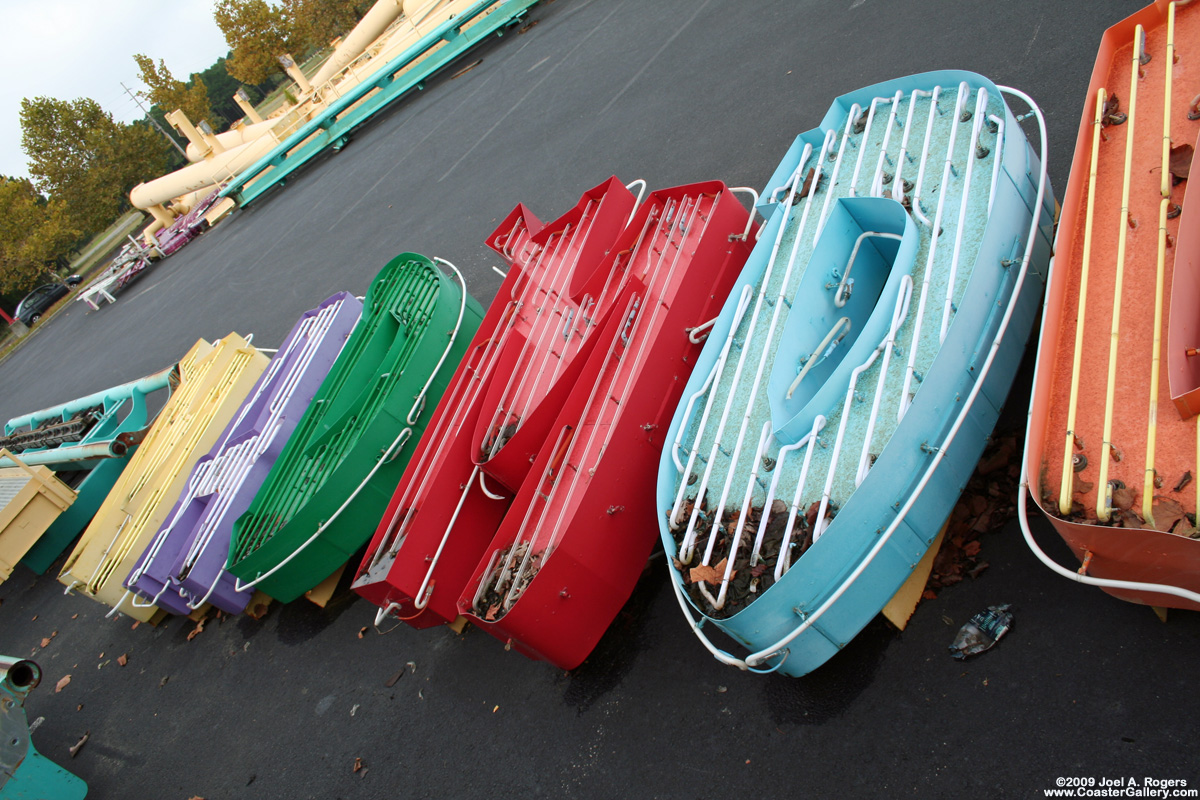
911, 85, 945, 226
939, 88, 989, 344
900, 82, 970, 419
785, 316, 850, 400
893, 89, 931, 204
869, 91, 904, 198
815, 107, 861, 244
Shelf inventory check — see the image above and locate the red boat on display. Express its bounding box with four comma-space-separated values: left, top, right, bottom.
458, 182, 754, 667
355, 178, 755, 668
352, 177, 635, 628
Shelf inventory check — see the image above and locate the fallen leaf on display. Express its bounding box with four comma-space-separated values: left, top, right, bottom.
40, 637, 52, 648
130, 621, 139, 630
1170, 143, 1193, 182
159, 676, 169, 688
187, 616, 207, 641
76, 704, 83, 711
117, 654, 128, 667
689, 558, 732, 586
69, 731, 89, 758
31, 615, 37, 622
485, 604, 500, 621
71, 614, 78, 620
1151, 496, 1187, 533
357, 627, 368, 639
963, 541, 982, 558
493, 705, 499, 713
922, 590, 938, 601
384, 669, 405, 688
55, 675, 71, 693
353, 757, 365, 773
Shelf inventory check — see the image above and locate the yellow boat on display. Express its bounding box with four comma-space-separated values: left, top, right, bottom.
57, 335, 268, 621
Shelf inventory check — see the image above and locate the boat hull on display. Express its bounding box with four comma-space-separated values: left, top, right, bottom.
1024, 0, 1200, 610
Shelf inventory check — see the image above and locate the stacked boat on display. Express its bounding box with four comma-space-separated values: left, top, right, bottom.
58, 334, 269, 621
354, 177, 756, 668
657, 70, 1054, 676
122, 293, 363, 615
1021, 0, 1200, 610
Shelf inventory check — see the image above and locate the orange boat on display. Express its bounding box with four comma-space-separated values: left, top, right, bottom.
1021, 0, 1200, 609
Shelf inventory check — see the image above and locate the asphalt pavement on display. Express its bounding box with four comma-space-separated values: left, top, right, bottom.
3, 1, 1198, 797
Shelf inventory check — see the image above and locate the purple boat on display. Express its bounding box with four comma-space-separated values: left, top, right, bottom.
122, 292, 362, 614
156, 188, 224, 257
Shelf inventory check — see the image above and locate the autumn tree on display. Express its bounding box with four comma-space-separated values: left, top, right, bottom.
214, 0, 298, 84
133, 54, 220, 128
0, 177, 79, 294
286, 0, 372, 50
19, 97, 169, 235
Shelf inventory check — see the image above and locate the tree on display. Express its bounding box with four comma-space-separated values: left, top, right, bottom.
214, 0, 298, 85
133, 54, 220, 129
0, 177, 79, 294
286, 0, 372, 50
19, 97, 169, 235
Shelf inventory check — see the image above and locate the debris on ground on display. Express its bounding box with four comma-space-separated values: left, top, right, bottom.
40, 631, 57, 648
949, 604, 1014, 660
924, 434, 1021, 598
187, 614, 208, 641
55, 675, 71, 692
358, 627, 368, 639
117, 653, 128, 667
69, 731, 89, 758
384, 668, 405, 687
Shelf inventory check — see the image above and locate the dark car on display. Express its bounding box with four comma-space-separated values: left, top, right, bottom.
14, 277, 80, 325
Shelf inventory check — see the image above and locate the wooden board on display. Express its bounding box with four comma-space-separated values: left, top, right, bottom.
882, 519, 949, 630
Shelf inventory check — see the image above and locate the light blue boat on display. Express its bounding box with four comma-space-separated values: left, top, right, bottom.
656, 71, 1054, 677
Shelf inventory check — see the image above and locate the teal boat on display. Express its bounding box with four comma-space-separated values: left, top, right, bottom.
657, 71, 1054, 676
227, 253, 482, 601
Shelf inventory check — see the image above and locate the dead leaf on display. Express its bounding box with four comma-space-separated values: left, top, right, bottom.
689, 557, 732, 585
384, 669, 405, 688
485, 604, 500, 621
1111, 484, 1135, 511
357, 627, 368, 639
353, 757, 365, 773
1151, 496, 1187, 532
117, 654, 128, 667
69, 731, 89, 758
1170, 143, 1193, 182
130, 621, 139, 630
76, 704, 83, 711
31, 615, 37, 622
963, 541, 982, 558
159, 676, 169, 688
55, 675, 71, 693
187, 616, 207, 641
71, 614, 78, 620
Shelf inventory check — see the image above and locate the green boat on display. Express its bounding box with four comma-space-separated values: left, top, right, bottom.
227, 253, 482, 601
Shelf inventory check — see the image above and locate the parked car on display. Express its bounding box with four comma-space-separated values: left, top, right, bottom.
14, 277, 80, 325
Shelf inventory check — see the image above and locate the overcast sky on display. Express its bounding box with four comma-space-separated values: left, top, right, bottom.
1, 0, 231, 181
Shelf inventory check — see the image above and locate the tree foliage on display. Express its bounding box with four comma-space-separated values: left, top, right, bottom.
287, 0, 372, 50
19, 97, 169, 235
0, 177, 79, 294
133, 54, 218, 128
214, 0, 298, 85
214, 0, 372, 87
